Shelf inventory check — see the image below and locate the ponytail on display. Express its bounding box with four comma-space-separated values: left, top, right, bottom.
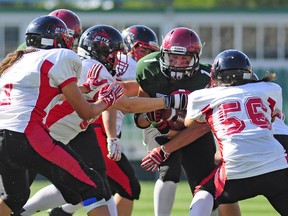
0, 48, 38, 77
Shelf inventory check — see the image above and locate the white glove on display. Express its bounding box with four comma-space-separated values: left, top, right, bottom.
107, 138, 121, 161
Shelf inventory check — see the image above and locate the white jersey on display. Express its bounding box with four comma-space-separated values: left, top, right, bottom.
47, 59, 114, 144
0, 49, 81, 133
116, 55, 136, 81
115, 55, 137, 135
186, 82, 288, 180
272, 115, 288, 135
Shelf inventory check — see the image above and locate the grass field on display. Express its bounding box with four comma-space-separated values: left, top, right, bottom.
28, 180, 279, 216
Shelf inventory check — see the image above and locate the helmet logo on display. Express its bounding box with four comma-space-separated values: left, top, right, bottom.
170, 46, 187, 55
94, 35, 109, 45
54, 26, 66, 34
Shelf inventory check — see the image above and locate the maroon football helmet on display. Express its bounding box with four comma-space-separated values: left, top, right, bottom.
160, 27, 202, 80
49, 9, 82, 52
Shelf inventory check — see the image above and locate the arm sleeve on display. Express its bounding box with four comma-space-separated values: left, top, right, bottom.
186, 89, 213, 123
48, 50, 82, 88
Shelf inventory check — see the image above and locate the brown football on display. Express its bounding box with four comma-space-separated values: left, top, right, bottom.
161, 108, 186, 131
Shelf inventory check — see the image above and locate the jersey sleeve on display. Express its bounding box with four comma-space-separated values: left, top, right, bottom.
78, 59, 115, 86
186, 88, 214, 123
269, 83, 283, 119
48, 49, 82, 89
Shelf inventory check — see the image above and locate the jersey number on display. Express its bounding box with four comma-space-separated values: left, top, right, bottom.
219, 97, 273, 135
0, 83, 13, 106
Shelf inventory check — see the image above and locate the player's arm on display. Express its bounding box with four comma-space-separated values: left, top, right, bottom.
141, 122, 211, 172
163, 122, 210, 153
102, 109, 118, 139
118, 80, 140, 97
112, 96, 167, 113
102, 109, 121, 161
132, 85, 159, 128
61, 81, 108, 120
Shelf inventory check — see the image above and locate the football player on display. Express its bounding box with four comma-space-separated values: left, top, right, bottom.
134, 27, 241, 216
186, 49, 288, 215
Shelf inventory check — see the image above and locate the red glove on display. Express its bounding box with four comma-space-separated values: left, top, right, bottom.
141, 146, 170, 172
98, 82, 124, 107
143, 110, 170, 134
82, 64, 108, 101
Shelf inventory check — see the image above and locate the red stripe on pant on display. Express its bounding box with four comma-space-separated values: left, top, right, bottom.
26, 123, 96, 187
93, 123, 132, 196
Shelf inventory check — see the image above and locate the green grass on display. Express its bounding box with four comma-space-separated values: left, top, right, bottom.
30, 180, 279, 216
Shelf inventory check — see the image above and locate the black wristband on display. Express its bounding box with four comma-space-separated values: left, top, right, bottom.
134, 113, 150, 129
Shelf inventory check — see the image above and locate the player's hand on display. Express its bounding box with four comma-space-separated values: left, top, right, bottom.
107, 138, 121, 161
151, 120, 170, 134
98, 82, 124, 107
143, 110, 176, 134
164, 89, 190, 110
82, 64, 108, 101
141, 146, 170, 172
143, 110, 162, 124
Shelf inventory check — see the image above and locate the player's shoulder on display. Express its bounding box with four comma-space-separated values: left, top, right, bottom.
138, 52, 160, 67
82, 58, 111, 78
243, 81, 281, 92
189, 87, 216, 99
82, 58, 101, 68
199, 63, 212, 72
46, 48, 81, 63
263, 81, 281, 89
198, 63, 212, 77
136, 52, 161, 77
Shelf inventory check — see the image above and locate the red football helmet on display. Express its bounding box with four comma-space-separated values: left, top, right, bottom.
122, 25, 159, 61
49, 9, 82, 52
160, 27, 202, 80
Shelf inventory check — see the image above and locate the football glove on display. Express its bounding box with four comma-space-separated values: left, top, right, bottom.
107, 138, 121, 161
141, 146, 170, 172
163, 89, 190, 110
98, 82, 124, 107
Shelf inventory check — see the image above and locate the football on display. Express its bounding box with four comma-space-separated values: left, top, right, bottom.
160, 108, 186, 131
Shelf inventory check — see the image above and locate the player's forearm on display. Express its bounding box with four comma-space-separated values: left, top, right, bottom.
113, 96, 165, 113
102, 109, 118, 138
118, 80, 140, 97
163, 123, 211, 153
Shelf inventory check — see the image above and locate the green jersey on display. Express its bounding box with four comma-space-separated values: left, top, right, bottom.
136, 52, 211, 97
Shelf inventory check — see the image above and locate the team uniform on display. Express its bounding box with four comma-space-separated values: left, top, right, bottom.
18, 57, 117, 215
186, 82, 288, 215
136, 51, 217, 195
19, 55, 140, 215
273, 116, 288, 154
0, 49, 110, 213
